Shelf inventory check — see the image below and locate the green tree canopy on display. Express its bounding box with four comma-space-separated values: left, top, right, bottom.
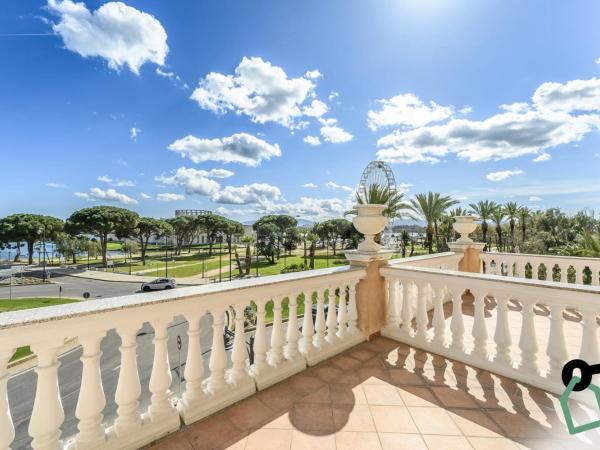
0, 213, 64, 264
133, 217, 172, 264
66, 206, 139, 268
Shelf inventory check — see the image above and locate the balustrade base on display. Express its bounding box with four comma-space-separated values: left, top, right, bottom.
81, 410, 180, 450
178, 378, 255, 425
307, 332, 366, 366
381, 327, 599, 408
254, 358, 306, 390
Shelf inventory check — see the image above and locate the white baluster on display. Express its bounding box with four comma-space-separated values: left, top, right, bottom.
325, 286, 338, 344
286, 292, 301, 360
400, 281, 413, 337
75, 332, 106, 449
251, 300, 268, 376
229, 305, 249, 384
149, 319, 176, 421
269, 297, 285, 366
575, 266, 583, 284
114, 325, 142, 436
578, 308, 600, 363
471, 291, 488, 359
431, 286, 447, 346
29, 340, 65, 450
347, 283, 358, 334
336, 285, 348, 339
313, 288, 326, 348
300, 292, 315, 354
546, 304, 568, 379
1, 349, 15, 450
518, 300, 538, 375
208, 308, 228, 393
493, 296, 512, 367
415, 283, 429, 340
182, 313, 205, 409
449, 290, 465, 352
387, 279, 400, 328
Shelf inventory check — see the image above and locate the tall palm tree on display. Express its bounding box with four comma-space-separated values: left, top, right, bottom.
351, 184, 410, 219
504, 202, 519, 252
410, 192, 458, 253
491, 206, 506, 251
518, 206, 530, 244
469, 200, 496, 245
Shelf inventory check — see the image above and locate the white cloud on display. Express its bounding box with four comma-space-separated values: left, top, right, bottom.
376, 77, 600, 165
303, 135, 321, 146
155, 167, 221, 196
157, 193, 185, 202
47, 0, 168, 75
367, 93, 456, 130
211, 183, 281, 205
377, 109, 599, 164
190, 57, 317, 128
215, 206, 246, 216
257, 196, 352, 220
302, 99, 328, 118
320, 124, 353, 143
533, 152, 551, 162
155, 67, 187, 88
97, 175, 135, 187
528, 196, 542, 202
168, 132, 281, 167
155, 166, 279, 205
302, 183, 318, 188
74, 187, 138, 204
326, 181, 354, 192
532, 78, 600, 113
486, 169, 524, 182
328, 91, 339, 102
140, 192, 151, 199
130, 127, 141, 141
304, 69, 322, 80
46, 182, 66, 188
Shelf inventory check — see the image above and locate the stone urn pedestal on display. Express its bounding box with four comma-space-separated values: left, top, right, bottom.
448, 215, 485, 273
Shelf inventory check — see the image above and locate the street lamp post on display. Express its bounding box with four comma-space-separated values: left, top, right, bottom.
282, 232, 287, 268
164, 236, 168, 277
229, 238, 233, 282
41, 226, 47, 282
218, 234, 223, 283
255, 237, 259, 277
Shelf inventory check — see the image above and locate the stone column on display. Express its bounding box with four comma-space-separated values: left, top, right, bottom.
345, 250, 393, 340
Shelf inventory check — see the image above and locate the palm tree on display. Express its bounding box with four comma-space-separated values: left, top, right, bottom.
410, 192, 458, 253
581, 230, 600, 257
350, 184, 410, 219
518, 206, 530, 244
504, 202, 519, 252
491, 206, 506, 251
469, 200, 496, 246
240, 235, 255, 275
400, 230, 410, 258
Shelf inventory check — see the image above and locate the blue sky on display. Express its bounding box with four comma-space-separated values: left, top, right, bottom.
2, 0, 600, 222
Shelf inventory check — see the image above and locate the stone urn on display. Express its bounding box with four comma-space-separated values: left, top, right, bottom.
352, 204, 388, 252
453, 215, 477, 244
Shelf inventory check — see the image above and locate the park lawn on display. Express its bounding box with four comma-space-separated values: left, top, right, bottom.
0, 297, 79, 363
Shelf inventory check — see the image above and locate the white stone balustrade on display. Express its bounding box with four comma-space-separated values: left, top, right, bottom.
0, 266, 365, 450
481, 252, 600, 286
381, 264, 600, 404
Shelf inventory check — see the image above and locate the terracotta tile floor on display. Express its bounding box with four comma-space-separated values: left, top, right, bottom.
148, 337, 600, 450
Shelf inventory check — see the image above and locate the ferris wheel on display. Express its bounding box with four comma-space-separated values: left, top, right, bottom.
358, 160, 397, 199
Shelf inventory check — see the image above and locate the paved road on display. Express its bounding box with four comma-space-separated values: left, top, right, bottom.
0, 271, 143, 300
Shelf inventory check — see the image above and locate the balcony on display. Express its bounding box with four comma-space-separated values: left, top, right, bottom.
1, 241, 600, 449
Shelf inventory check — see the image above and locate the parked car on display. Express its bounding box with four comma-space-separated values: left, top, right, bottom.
141, 278, 176, 292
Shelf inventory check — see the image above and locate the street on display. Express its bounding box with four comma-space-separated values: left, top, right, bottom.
0, 270, 144, 300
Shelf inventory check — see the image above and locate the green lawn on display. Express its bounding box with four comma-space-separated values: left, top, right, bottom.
0, 297, 79, 362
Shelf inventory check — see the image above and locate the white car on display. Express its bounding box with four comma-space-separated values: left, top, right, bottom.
141, 278, 176, 292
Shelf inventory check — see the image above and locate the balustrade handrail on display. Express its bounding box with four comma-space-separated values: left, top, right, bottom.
481, 251, 600, 264
381, 264, 600, 298
0, 265, 362, 331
